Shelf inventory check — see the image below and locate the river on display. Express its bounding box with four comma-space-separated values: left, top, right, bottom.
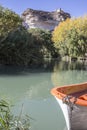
0, 60, 87, 130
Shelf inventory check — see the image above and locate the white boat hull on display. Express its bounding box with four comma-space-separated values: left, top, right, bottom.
55, 96, 87, 130
51, 83, 87, 129
55, 97, 70, 130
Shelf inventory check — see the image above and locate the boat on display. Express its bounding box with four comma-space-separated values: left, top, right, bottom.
51, 82, 87, 130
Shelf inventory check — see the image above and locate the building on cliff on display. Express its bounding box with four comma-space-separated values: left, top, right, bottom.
21, 8, 71, 31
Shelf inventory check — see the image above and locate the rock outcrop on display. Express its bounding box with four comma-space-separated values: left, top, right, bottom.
22, 8, 71, 31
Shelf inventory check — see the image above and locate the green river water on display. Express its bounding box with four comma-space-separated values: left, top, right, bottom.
0, 60, 86, 130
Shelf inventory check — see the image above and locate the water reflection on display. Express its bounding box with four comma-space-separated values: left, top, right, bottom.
0, 59, 55, 76
0, 60, 86, 130
54, 60, 87, 71
0, 60, 86, 102
0, 73, 53, 102
51, 60, 87, 86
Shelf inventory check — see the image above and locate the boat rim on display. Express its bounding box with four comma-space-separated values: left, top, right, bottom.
51, 82, 87, 106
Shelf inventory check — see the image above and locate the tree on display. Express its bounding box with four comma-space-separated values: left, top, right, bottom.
29, 28, 58, 58
0, 5, 23, 42
0, 6, 59, 66
52, 17, 87, 57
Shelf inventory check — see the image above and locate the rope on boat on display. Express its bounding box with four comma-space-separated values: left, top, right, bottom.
62, 95, 77, 110
62, 96, 77, 130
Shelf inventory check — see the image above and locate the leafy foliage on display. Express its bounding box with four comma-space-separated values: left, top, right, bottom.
52, 17, 87, 57
0, 100, 30, 130
29, 28, 58, 59
0, 5, 59, 66
0, 5, 22, 42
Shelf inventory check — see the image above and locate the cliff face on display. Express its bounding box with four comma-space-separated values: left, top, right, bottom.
22, 8, 71, 31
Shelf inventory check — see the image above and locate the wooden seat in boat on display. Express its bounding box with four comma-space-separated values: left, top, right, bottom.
79, 94, 87, 100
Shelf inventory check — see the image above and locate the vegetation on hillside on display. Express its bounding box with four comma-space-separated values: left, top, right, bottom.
0, 5, 87, 66
52, 17, 87, 58
0, 5, 58, 66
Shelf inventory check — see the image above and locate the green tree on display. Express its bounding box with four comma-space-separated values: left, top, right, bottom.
0, 6, 58, 66
52, 17, 87, 58
29, 28, 58, 59
66, 28, 87, 57
0, 5, 23, 43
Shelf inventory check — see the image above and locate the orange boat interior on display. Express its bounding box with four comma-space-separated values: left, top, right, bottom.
51, 82, 87, 106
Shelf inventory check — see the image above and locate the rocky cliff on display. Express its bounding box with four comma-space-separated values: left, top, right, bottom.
22, 8, 71, 31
